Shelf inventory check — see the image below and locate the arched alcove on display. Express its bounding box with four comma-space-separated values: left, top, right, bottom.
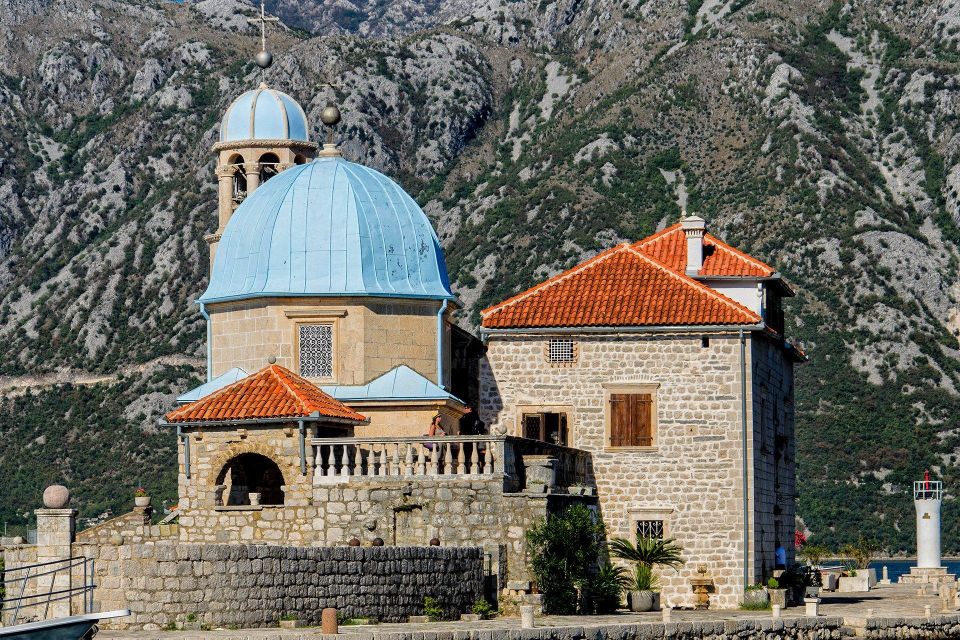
259, 152, 280, 183
294, 154, 307, 165
215, 452, 285, 506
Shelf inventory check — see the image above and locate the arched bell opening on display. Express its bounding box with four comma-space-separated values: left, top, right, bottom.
227, 154, 247, 204
294, 154, 307, 165
259, 152, 280, 184
215, 452, 285, 506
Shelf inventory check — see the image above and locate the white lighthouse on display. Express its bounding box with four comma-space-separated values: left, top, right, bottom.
900, 471, 954, 585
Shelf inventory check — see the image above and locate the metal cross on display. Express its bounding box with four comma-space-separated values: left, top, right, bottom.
248, 0, 279, 53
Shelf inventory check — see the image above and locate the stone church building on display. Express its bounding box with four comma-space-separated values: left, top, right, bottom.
3, 69, 803, 626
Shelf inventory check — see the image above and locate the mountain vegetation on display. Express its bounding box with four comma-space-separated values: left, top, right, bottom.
0, 0, 959, 553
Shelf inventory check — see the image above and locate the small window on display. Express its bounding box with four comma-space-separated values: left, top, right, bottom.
522, 411, 568, 445
701, 336, 710, 348
299, 324, 333, 378
609, 393, 654, 447
636, 519, 664, 540
548, 338, 575, 363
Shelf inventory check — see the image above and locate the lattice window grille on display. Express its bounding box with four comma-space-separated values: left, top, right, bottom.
299, 324, 333, 378
635, 519, 664, 540
548, 339, 575, 363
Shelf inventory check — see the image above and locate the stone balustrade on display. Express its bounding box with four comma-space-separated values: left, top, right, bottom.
310, 435, 590, 492
311, 436, 502, 483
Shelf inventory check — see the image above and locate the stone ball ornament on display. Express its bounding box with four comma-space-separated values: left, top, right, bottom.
372, 537, 384, 547
42, 484, 70, 509
321, 105, 341, 127
429, 537, 440, 546
254, 49, 273, 69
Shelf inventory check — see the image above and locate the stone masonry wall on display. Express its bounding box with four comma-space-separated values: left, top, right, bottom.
480, 332, 766, 609
750, 334, 797, 580
70, 542, 483, 630
208, 296, 447, 385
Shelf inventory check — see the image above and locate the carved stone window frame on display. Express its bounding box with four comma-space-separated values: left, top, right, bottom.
286, 308, 347, 383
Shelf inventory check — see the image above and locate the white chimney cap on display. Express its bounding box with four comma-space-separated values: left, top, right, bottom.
681, 215, 706, 231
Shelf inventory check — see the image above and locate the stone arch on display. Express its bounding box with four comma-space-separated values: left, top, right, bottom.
259, 152, 280, 183
208, 442, 297, 506
216, 452, 286, 505
227, 153, 247, 203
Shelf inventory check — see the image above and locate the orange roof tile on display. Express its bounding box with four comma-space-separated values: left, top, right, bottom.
165, 365, 367, 424
481, 244, 762, 329
634, 224, 775, 278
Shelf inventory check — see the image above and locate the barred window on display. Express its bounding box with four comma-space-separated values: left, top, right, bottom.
548, 338, 575, 363
636, 519, 664, 540
298, 324, 333, 378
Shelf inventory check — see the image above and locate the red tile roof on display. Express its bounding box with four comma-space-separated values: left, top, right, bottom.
165, 365, 367, 424
481, 243, 762, 329
634, 224, 775, 278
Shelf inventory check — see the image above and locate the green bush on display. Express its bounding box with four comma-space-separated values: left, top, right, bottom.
587, 562, 629, 614
526, 503, 606, 614
471, 598, 494, 616
423, 596, 443, 620
767, 577, 780, 589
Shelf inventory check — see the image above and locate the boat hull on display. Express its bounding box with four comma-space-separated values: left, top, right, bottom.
0, 610, 129, 640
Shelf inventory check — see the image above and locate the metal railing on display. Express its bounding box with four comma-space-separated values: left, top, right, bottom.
914, 480, 943, 501
1, 556, 95, 626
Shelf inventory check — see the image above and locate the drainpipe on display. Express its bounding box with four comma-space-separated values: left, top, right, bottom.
178, 425, 191, 480
739, 328, 750, 590
436, 299, 449, 389
199, 302, 212, 382
298, 420, 307, 476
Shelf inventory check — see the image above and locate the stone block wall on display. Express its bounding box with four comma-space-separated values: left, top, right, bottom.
479, 331, 796, 608
750, 334, 797, 579
207, 296, 447, 386
69, 542, 483, 630
75, 506, 164, 545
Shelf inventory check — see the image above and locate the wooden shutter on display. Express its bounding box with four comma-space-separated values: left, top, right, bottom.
610, 393, 654, 447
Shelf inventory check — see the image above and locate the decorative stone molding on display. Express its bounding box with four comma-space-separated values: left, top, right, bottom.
212, 139, 318, 153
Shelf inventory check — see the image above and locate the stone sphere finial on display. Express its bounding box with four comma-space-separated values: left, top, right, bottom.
43, 484, 70, 509
255, 49, 274, 69
267, 355, 277, 364
321, 105, 342, 127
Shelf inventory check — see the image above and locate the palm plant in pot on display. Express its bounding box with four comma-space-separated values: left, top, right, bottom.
609, 537, 685, 612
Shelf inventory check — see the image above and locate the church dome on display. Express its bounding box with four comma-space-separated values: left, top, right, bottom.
219, 84, 310, 143
199, 156, 454, 303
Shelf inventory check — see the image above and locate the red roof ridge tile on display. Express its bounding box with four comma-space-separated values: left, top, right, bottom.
481, 243, 633, 319
633, 223, 774, 277
633, 223, 682, 249
620, 244, 762, 324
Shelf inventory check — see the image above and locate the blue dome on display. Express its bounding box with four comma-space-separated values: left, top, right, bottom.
219, 84, 309, 143
199, 157, 455, 304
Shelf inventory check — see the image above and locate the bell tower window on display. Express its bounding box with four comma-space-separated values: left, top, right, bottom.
259, 152, 280, 183
298, 324, 333, 379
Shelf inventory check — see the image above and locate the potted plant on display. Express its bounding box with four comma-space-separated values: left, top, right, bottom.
461, 597, 496, 621
838, 537, 879, 592
609, 536, 685, 613
742, 584, 769, 608
134, 487, 150, 508
279, 613, 303, 629
568, 483, 586, 496
767, 577, 787, 608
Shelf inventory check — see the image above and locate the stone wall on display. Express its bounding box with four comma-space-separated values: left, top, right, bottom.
207, 296, 447, 386
69, 542, 483, 630
480, 331, 796, 608
75, 506, 170, 545
750, 334, 797, 579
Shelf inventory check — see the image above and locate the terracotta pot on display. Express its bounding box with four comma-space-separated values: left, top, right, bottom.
134, 496, 151, 507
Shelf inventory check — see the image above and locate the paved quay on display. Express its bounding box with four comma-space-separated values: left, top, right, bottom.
98, 585, 960, 640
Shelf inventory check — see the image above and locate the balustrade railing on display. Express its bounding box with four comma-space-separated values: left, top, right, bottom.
311, 436, 501, 484
309, 435, 591, 491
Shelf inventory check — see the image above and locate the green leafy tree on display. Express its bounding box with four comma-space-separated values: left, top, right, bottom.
526, 504, 606, 614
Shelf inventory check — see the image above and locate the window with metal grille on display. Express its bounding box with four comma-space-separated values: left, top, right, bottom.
548, 339, 575, 363
635, 519, 664, 540
298, 324, 333, 378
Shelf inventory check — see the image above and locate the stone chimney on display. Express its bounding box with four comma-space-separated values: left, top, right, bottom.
681, 215, 706, 276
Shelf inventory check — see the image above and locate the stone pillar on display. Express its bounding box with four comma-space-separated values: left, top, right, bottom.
35, 487, 77, 619
243, 162, 261, 195
215, 165, 235, 233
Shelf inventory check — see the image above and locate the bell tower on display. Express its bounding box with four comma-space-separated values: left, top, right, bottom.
206, 2, 317, 270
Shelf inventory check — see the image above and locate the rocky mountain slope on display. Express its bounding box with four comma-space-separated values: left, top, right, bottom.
0, 0, 958, 553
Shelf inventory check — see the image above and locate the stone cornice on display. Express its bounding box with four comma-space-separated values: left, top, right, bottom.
212, 139, 318, 153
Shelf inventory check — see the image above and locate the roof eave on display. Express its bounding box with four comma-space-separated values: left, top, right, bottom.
481, 322, 767, 337
159, 414, 368, 428
692, 273, 795, 297
197, 291, 460, 307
